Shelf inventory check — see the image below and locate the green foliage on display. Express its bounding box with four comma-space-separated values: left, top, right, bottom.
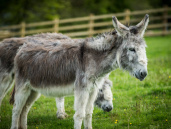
0, 0, 171, 26
0, 35, 171, 128
0, 0, 68, 25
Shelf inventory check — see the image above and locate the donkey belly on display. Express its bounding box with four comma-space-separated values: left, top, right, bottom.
31, 83, 74, 97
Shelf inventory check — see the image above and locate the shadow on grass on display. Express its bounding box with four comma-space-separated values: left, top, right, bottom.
28, 115, 74, 129
146, 88, 171, 96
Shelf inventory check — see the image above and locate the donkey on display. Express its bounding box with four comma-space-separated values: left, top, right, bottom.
11, 14, 149, 129
56, 77, 113, 119
0, 34, 113, 119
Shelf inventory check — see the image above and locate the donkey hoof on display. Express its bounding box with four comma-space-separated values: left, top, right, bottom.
19, 125, 27, 129
84, 127, 92, 129
10, 127, 18, 129
64, 113, 68, 117
57, 112, 68, 119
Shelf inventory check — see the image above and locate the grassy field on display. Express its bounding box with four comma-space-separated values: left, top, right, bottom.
0, 35, 171, 129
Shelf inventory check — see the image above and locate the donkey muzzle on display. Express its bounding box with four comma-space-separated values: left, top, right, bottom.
135, 70, 147, 81
102, 105, 113, 112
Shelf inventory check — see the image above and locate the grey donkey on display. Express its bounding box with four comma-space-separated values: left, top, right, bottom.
0, 34, 113, 120
10, 14, 149, 129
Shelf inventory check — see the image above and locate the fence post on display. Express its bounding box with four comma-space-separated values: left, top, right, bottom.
125, 9, 130, 26
163, 5, 168, 36
54, 18, 59, 33
89, 14, 94, 37
21, 22, 25, 37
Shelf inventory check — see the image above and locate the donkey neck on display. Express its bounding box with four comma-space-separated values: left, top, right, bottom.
83, 33, 122, 78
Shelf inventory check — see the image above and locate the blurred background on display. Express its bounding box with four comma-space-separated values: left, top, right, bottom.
0, 0, 171, 24
0, 0, 171, 39
0, 0, 171, 129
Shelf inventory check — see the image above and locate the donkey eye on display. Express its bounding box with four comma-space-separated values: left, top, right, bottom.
100, 89, 103, 92
129, 48, 135, 52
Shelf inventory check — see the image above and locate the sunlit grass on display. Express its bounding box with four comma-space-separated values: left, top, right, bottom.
0, 35, 171, 129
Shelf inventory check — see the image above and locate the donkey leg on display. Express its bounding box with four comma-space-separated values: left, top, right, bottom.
19, 90, 40, 129
56, 97, 68, 119
84, 88, 98, 129
74, 89, 89, 129
0, 79, 13, 122
0, 75, 14, 107
11, 85, 31, 129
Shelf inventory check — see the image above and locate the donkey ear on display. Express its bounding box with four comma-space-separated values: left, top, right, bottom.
136, 14, 149, 37
112, 16, 129, 36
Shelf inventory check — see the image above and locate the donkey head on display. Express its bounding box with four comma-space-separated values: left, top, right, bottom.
113, 14, 149, 81
94, 78, 113, 112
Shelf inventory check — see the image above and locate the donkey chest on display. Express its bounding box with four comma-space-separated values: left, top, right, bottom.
31, 83, 74, 97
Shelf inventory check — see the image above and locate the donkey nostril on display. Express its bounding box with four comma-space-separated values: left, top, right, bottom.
144, 72, 147, 77
105, 106, 112, 112
140, 71, 147, 78
102, 105, 113, 112
140, 72, 143, 76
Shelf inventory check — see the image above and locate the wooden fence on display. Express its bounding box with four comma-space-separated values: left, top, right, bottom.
0, 6, 171, 39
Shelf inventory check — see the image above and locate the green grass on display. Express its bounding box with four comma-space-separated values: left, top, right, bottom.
1, 36, 171, 129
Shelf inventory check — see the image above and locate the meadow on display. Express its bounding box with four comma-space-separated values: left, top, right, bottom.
0, 35, 171, 129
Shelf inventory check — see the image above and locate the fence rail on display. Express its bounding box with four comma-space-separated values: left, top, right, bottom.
0, 6, 171, 39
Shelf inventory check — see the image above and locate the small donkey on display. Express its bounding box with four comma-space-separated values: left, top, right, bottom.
11, 14, 149, 129
56, 77, 113, 119
0, 34, 113, 119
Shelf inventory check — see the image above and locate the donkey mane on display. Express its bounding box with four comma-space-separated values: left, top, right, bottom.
86, 30, 114, 42
31, 32, 71, 39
